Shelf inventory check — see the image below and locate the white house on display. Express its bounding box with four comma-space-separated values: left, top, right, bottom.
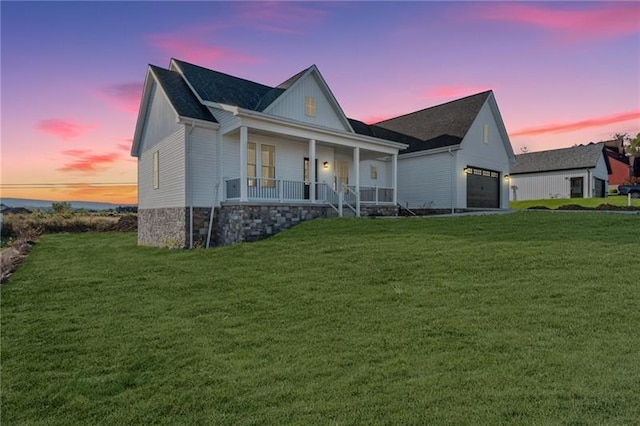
374, 91, 515, 210
509, 143, 611, 201
131, 59, 515, 247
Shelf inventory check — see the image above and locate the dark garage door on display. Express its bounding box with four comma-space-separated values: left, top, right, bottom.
466, 167, 500, 208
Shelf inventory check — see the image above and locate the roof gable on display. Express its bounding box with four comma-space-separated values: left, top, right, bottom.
374, 91, 492, 147
263, 65, 354, 132
511, 143, 609, 174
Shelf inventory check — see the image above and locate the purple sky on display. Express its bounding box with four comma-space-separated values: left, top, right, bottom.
2, 1, 639, 203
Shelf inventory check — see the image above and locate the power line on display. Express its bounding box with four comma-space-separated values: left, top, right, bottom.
1, 182, 137, 188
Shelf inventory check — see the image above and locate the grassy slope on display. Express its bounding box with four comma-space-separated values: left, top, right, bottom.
511, 196, 640, 209
2, 213, 639, 424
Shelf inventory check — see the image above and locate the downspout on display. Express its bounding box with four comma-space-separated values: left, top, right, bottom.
586, 168, 591, 198
188, 121, 195, 249
448, 148, 455, 214
206, 183, 219, 249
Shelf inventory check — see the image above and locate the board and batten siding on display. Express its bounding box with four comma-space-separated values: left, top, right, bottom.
359, 159, 391, 188
457, 102, 511, 209
398, 151, 455, 209
138, 127, 186, 209
510, 157, 609, 201
187, 127, 218, 207
139, 82, 181, 153
265, 73, 349, 132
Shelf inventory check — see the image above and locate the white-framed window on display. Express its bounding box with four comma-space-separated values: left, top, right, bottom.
261, 144, 276, 187
305, 96, 316, 117
370, 165, 378, 180
483, 124, 489, 144
153, 151, 159, 189
247, 142, 257, 187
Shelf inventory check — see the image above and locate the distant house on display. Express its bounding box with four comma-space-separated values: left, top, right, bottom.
509, 143, 611, 201
602, 139, 633, 189
131, 59, 515, 247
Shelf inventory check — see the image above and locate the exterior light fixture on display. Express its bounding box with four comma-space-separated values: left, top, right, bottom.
464, 167, 472, 174
323, 161, 330, 169
504, 174, 510, 181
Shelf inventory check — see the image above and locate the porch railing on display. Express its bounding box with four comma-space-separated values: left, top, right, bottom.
224, 178, 393, 215
350, 185, 394, 204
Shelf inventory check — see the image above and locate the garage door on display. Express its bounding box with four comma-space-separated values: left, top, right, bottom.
466, 167, 500, 208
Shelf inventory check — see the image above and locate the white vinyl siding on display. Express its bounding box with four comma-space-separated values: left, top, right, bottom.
398, 151, 455, 209
458, 102, 511, 208
139, 127, 186, 208
265, 73, 350, 131
153, 151, 159, 189
139, 83, 181, 153
187, 127, 218, 207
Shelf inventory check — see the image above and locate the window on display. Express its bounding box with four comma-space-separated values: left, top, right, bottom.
370, 165, 378, 180
305, 96, 316, 117
337, 161, 349, 191
153, 151, 159, 189
261, 144, 276, 187
247, 142, 257, 187
483, 124, 489, 144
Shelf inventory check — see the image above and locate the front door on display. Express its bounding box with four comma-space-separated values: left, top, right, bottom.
570, 177, 584, 198
303, 157, 318, 199
336, 161, 349, 192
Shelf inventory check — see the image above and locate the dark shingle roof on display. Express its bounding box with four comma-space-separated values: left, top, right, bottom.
150, 65, 216, 123
511, 143, 607, 174
373, 91, 492, 152
172, 59, 285, 111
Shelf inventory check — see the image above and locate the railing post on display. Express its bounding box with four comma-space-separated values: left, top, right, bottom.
375, 185, 379, 205
222, 177, 227, 201
339, 191, 343, 217
278, 178, 283, 202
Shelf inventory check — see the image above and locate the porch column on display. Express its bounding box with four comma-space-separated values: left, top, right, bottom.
309, 139, 316, 203
239, 126, 248, 202
354, 147, 360, 216
392, 153, 398, 204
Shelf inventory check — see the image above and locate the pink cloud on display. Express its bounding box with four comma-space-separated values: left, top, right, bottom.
147, 33, 258, 64
117, 141, 132, 152
422, 85, 492, 100
37, 119, 96, 141
236, 1, 328, 34
510, 111, 640, 137
98, 82, 143, 113
58, 150, 122, 173
473, 3, 640, 43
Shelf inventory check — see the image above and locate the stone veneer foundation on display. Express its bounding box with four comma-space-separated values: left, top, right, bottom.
139, 203, 398, 248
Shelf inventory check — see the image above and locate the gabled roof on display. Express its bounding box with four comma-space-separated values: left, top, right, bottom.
149, 65, 216, 123
373, 91, 493, 150
171, 59, 284, 111
511, 143, 610, 175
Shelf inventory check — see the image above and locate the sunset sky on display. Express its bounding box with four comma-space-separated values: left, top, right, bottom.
2, 1, 639, 204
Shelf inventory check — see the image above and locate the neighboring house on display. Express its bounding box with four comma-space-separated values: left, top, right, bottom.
509, 143, 611, 201
603, 139, 632, 189
131, 59, 515, 247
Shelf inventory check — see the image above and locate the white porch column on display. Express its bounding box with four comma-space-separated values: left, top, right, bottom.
392, 153, 398, 205
309, 139, 316, 203
239, 126, 248, 202
354, 147, 360, 216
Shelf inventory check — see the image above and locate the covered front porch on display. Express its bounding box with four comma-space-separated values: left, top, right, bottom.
220, 123, 401, 217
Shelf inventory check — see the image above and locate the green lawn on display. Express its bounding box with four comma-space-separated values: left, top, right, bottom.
2, 212, 639, 424
511, 196, 640, 209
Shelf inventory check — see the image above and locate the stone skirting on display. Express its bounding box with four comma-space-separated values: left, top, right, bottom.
360, 204, 398, 217
138, 208, 188, 248
214, 203, 333, 246
139, 203, 399, 248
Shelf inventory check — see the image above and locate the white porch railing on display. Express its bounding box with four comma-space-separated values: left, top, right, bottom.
223, 178, 394, 216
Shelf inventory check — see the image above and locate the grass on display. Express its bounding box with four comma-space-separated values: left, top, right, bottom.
510, 196, 640, 210
2, 212, 639, 424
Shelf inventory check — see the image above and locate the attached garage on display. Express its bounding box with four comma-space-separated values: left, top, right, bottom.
466, 167, 500, 208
